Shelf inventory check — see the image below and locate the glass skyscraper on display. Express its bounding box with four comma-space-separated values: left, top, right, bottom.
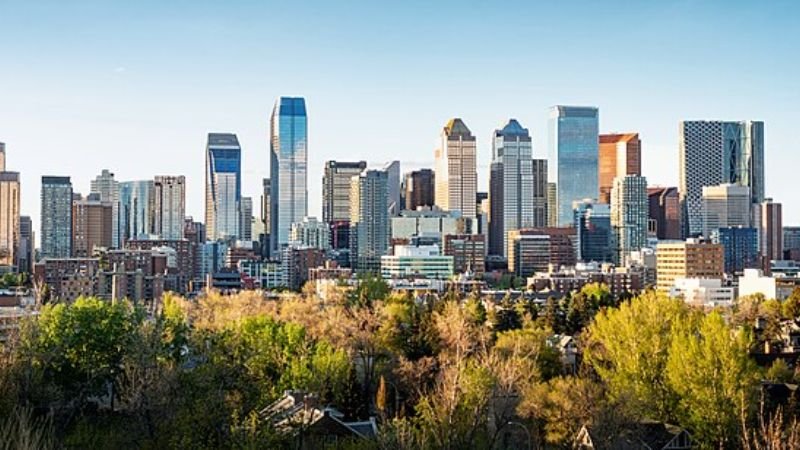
119, 180, 154, 241
573, 199, 614, 263
679, 120, 764, 237
40, 176, 73, 259
548, 106, 599, 226
270, 97, 308, 253
489, 119, 546, 258
205, 133, 242, 241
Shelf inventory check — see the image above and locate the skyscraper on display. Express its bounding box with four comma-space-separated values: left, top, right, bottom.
90, 169, 121, 248
611, 175, 648, 263
647, 187, 682, 240
758, 199, 783, 265
678, 120, 764, 236
546, 183, 558, 227
119, 180, 154, 242
435, 118, 477, 218
261, 178, 271, 257
206, 133, 242, 241
72, 193, 113, 257
488, 119, 546, 258
350, 170, 389, 273
240, 197, 253, 241
0, 144, 20, 268
712, 227, 758, 275
384, 160, 401, 217
322, 161, 367, 223
574, 200, 614, 263
598, 133, 641, 204
701, 184, 751, 238
41, 176, 73, 259
17, 216, 33, 274
270, 97, 308, 253
548, 106, 599, 226
153, 175, 186, 240
403, 169, 435, 211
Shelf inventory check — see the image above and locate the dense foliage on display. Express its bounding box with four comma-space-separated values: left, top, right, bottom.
0, 283, 798, 449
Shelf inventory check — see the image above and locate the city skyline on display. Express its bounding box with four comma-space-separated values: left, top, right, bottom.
1, 1, 798, 233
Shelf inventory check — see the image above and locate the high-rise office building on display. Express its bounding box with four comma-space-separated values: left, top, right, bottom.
488, 119, 547, 258
611, 175, 649, 263
206, 133, 241, 241
711, 227, 758, 275
17, 216, 33, 274
41, 176, 73, 259
435, 118, 477, 218
322, 161, 367, 223
548, 106, 599, 226
240, 197, 253, 242
290, 216, 331, 250
679, 120, 764, 236
72, 194, 113, 257
598, 133, 641, 204
784, 227, 800, 260
574, 200, 614, 263
701, 184, 751, 238
119, 180, 154, 242
647, 187, 682, 240
90, 169, 121, 248
270, 97, 308, 253
153, 175, 186, 240
350, 170, 389, 273
758, 199, 783, 265
546, 183, 558, 227
261, 178, 271, 255
403, 169, 435, 211
384, 160, 401, 217
0, 144, 20, 268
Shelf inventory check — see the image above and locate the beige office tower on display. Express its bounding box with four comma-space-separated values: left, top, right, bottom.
0, 172, 19, 266
656, 240, 724, 294
154, 175, 186, 240
701, 183, 751, 237
546, 182, 558, 227
0, 143, 20, 268
90, 169, 121, 248
435, 118, 477, 218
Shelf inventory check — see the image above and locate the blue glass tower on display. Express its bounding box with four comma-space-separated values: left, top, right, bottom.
205, 133, 242, 241
573, 199, 614, 263
548, 106, 599, 226
270, 97, 308, 253
712, 226, 758, 275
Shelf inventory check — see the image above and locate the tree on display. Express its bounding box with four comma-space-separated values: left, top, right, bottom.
584, 292, 691, 421
20, 297, 143, 407
518, 376, 605, 446
783, 288, 800, 320
666, 311, 759, 448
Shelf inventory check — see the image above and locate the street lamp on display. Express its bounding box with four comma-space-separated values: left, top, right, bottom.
507, 421, 532, 450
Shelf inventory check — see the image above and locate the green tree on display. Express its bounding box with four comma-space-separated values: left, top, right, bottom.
783, 288, 800, 319
666, 311, 759, 448
584, 292, 691, 421
21, 297, 143, 406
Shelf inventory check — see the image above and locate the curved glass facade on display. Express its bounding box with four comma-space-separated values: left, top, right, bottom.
270, 97, 308, 253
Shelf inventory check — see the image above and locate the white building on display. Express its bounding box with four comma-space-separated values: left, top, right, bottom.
670, 277, 735, 307
738, 268, 800, 301
701, 183, 751, 238
381, 244, 453, 280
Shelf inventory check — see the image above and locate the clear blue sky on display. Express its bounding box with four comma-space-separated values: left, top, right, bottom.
1, 0, 798, 233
